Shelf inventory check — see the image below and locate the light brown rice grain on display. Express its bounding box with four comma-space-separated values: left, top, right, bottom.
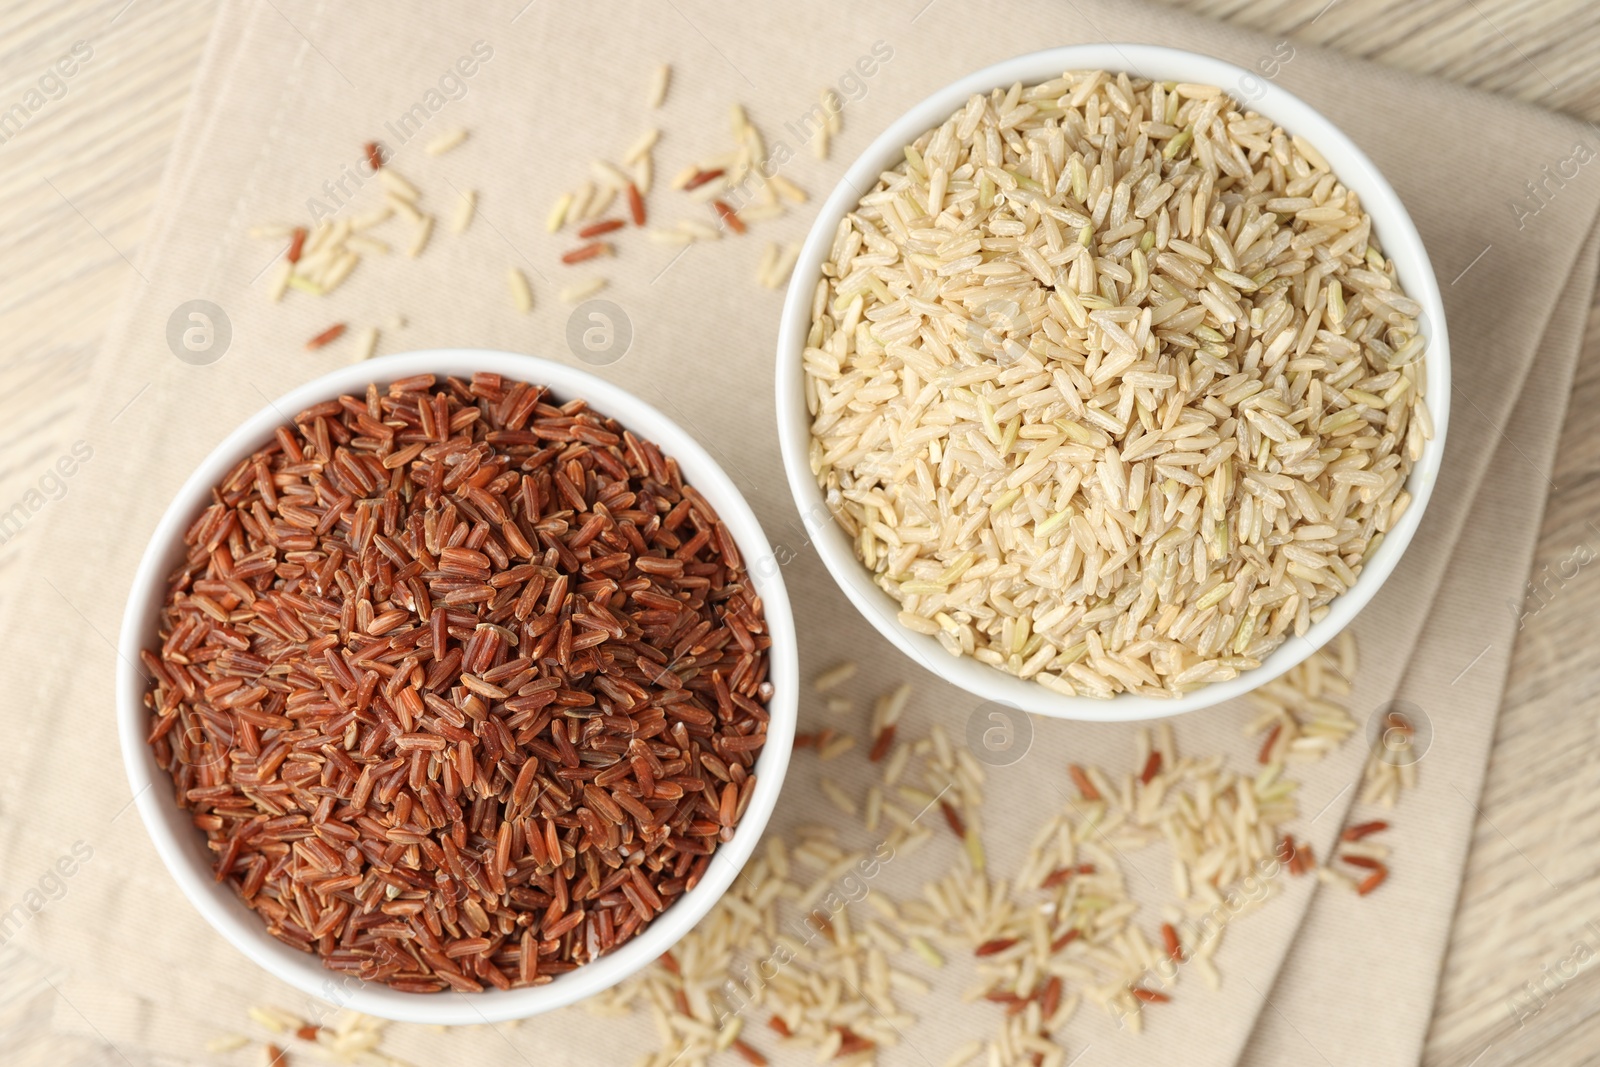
507, 266, 533, 312
424, 128, 468, 156
561, 277, 608, 303
648, 64, 671, 109
405, 215, 433, 258
448, 189, 476, 234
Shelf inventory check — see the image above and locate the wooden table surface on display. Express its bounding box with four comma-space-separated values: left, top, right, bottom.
2, 1, 1598, 1063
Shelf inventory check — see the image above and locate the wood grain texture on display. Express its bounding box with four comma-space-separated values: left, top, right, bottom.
1421, 300, 1600, 1067
0, 0, 215, 606
0, 1, 1597, 1063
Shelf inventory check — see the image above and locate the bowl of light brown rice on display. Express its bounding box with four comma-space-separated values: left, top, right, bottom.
774, 45, 1449, 720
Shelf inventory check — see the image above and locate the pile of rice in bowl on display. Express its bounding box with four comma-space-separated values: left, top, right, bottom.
141, 372, 773, 992
802, 71, 1431, 698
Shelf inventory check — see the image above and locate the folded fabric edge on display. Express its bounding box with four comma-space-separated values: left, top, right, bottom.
1237, 224, 1600, 1067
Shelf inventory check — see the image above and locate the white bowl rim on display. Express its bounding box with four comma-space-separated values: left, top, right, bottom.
117, 348, 798, 1024
774, 43, 1451, 722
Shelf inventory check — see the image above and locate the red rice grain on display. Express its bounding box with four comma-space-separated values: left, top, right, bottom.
939, 800, 966, 839
1280, 834, 1314, 876
867, 723, 896, 763
305, 323, 346, 350
561, 243, 610, 264
1343, 820, 1389, 841
836, 1028, 874, 1056
1067, 764, 1100, 801
731, 1039, 767, 1065
1041, 864, 1095, 888
1258, 722, 1283, 764
1040, 975, 1062, 1018
1161, 922, 1182, 962
712, 200, 745, 235
974, 938, 1018, 957
683, 169, 724, 190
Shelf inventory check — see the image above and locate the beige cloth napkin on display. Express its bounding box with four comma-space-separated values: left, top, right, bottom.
1240, 232, 1600, 1067
3, 1, 1597, 1065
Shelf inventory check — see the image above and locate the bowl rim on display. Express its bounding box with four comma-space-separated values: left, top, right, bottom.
774, 43, 1451, 722
117, 348, 798, 1024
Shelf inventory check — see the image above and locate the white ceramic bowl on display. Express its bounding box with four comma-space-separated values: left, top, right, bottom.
775, 44, 1450, 721
118, 349, 798, 1024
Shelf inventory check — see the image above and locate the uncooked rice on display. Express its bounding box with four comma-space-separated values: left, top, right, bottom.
205, 1033, 250, 1054
448, 189, 476, 235
803, 71, 1432, 698
255, 159, 417, 303
353, 326, 379, 362
405, 214, 433, 258
648, 64, 672, 109
507, 266, 534, 313
424, 128, 468, 157
224, 1006, 414, 1067
376, 169, 418, 202
811, 660, 858, 692
561, 277, 608, 303
576, 627, 1395, 1065
547, 192, 574, 233
144, 372, 773, 991
1359, 707, 1418, 806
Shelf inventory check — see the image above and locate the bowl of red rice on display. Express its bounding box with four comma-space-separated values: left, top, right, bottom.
118, 349, 798, 1023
